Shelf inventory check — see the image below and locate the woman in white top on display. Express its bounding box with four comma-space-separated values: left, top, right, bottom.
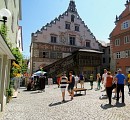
75, 75, 79, 88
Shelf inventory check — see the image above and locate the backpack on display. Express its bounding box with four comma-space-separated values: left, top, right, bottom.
79, 74, 83, 80
72, 76, 75, 85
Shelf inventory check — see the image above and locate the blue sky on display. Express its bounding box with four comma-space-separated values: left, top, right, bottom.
20, 0, 125, 57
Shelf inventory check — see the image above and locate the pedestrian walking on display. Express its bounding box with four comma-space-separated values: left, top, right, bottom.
67, 71, 75, 100
102, 69, 108, 91
106, 72, 113, 105
127, 71, 130, 94
79, 73, 84, 88
116, 69, 126, 104
96, 73, 102, 90
75, 75, 79, 88
89, 74, 94, 90
60, 73, 68, 102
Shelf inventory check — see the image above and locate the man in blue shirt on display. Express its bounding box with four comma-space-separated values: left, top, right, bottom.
116, 69, 126, 103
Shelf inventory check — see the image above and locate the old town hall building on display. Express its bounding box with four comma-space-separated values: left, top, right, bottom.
30, 0, 105, 78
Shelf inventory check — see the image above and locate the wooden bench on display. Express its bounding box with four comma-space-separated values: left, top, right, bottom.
73, 88, 87, 95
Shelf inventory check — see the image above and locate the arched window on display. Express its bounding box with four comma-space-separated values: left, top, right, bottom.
71, 15, 75, 22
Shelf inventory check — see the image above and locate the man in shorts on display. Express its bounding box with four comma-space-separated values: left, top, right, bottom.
79, 74, 84, 88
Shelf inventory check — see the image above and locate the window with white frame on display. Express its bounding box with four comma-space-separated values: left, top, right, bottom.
126, 66, 130, 73
124, 36, 130, 44
116, 52, 120, 59
125, 49, 130, 58
120, 51, 125, 58
121, 21, 129, 29
115, 39, 120, 46
43, 52, 49, 58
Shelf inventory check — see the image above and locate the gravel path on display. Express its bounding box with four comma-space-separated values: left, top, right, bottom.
0, 82, 130, 120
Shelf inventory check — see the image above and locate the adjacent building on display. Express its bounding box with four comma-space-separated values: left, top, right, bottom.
110, 0, 130, 74
98, 40, 110, 74
0, 0, 22, 111
30, 0, 103, 77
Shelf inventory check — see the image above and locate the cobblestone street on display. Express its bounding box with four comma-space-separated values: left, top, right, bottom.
0, 82, 130, 120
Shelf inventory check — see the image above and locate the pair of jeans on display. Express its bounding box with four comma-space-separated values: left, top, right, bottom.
106, 87, 112, 104
117, 84, 124, 103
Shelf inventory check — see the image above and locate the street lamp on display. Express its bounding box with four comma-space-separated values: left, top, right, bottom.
0, 8, 11, 24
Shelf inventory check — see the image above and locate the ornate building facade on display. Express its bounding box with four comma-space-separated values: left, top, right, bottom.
0, 0, 22, 111
110, 0, 130, 74
30, 0, 103, 77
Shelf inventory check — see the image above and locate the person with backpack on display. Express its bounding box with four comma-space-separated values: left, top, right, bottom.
67, 71, 75, 100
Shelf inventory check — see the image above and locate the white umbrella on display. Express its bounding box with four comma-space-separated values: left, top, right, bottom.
33, 71, 47, 76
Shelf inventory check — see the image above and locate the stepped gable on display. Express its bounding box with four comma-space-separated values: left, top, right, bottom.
32, 1, 96, 39
31, 0, 99, 50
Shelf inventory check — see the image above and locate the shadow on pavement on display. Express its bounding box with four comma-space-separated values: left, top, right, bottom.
113, 102, 126, 107
49, 100, 71, 107
101, 102, 126, 110
74, 94, 85, 97
100, 104, 113, 109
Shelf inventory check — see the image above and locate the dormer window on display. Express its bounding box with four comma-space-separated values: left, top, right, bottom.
71, 15, 75, 22
65, 22, 70, 29
121, 20, 129, 30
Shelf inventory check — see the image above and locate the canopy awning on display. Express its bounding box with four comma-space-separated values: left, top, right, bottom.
0, 34, 15, 59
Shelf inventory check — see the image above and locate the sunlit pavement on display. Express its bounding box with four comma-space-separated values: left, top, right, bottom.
0, 82, 130, 120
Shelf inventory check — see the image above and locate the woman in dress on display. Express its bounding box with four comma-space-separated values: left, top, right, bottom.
60, 73, 68, 102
